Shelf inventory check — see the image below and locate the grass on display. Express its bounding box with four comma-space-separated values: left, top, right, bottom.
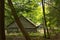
6, 32, 44, 37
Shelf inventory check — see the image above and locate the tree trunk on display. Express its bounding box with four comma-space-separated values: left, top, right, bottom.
0, 0, 6, 40
42, 0, 50, 39
7, 0, 31, 40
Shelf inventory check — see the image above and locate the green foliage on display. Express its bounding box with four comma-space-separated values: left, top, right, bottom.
6, 32, 43, 37
5, 1, 14, 26
5, 0, 43, 26
46, 0, 60, 27
23, 6, 43, 25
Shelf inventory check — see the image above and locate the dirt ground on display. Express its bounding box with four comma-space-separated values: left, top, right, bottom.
6, 33, 60, 40
6, 32, 60, 40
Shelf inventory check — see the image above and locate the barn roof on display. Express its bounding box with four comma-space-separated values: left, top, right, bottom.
7, 15, 37, 28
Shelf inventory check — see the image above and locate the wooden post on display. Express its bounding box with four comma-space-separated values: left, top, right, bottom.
42, 0, 50, 38
0, 0, 6, 40
7, 0, 31, 40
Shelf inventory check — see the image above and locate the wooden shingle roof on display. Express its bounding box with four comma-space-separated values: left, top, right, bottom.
7, 15, 37, 28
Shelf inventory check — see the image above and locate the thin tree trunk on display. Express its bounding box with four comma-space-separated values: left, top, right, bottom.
42, 0, 50, 39
0, 0, 6, 40
7, 0, 31, 40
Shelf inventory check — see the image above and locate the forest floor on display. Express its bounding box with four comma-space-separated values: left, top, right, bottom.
50, 32, 60, 40
6, 32, 60, 40
6, 29, 60, 40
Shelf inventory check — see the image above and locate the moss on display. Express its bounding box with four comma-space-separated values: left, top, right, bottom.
6, 32, 44, 37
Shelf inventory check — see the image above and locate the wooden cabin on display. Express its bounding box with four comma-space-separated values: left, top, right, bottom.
36, 23, 44, 32
7, 15, 37, 33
